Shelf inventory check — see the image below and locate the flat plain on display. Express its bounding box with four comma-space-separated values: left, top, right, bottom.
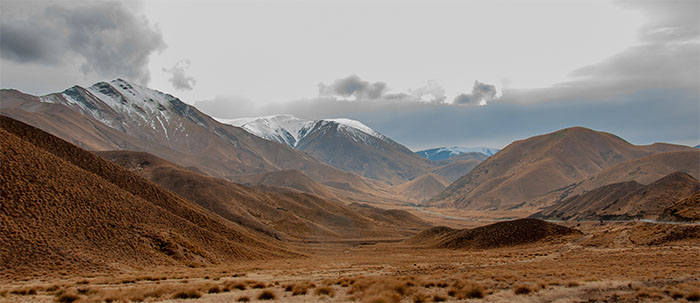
2, 221, 698, 303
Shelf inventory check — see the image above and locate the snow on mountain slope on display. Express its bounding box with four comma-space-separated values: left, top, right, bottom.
325, 118, 386, 140
416, 146, 500, 161
217, 114, 312, 147
39, 79, 191, 140
217, 114, 389, 147
217, 114, 434, 185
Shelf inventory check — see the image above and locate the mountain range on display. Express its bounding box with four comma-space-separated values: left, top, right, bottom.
416, 146, 500, 161
0, 115, 429, 277
2, 78, 699, 279
0, 80, 406, 204
0, 116, 294, 275
430, 127, 697, 211
1, 79, 697, 215
219, 114, 435, 185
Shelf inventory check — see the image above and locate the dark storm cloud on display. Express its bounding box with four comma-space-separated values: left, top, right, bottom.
164, 60, 196, 91
0, 0, 165, 85
453, 81, 499, 105
0, 21, 64, 64
318, 75, 388, 99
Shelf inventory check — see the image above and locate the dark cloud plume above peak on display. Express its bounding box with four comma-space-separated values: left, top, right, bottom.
453, 81, 499, 105
0, 0, 165, 85
164, 60, 196, 91
318, 75, 388, 99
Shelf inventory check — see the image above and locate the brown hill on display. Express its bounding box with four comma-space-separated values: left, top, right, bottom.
432, 127, 693, 211
0, 85, 403, 205
97, 150, 429, 241
533, 172, 699, 221
566, 151, 699, 194
581, 223, 700, 247
601, 172, 699, 220
0, 116, 293, 278
405, 219, 580, 249
532, 181, 644, 220
659, 191, 700, 222
395, 173, 450, 203
347, 203, 431, 230
430, 153, 486, 182
230, 169, 407, 205
530, 150, 700, 209
228, 169, 340, 202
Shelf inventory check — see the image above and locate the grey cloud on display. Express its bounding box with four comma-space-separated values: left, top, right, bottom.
620, 0, 699, 43
195, 0, 698, 150
409, 80, 447, 103
548, 0, 699, 99
206, 87, 698, 150
352, 89, 700, 150
453, 81, 499, 105
318, 75, 388, 99
164, 60, 196, 91
0, 21, 65, 64
0, 0, 165, 85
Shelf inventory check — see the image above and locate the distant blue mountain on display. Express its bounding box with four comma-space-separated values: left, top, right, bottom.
416, 146, 500, 161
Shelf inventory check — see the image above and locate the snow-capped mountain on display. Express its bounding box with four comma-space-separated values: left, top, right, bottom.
39, 79, 201, 144
11, 79, 386, 190
218, 114, 433, 185
416, 146, 500, 161
217, 114, 389, 148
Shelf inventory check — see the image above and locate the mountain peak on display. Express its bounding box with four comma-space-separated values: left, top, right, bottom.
217, 114, 388, 148
416, 146, 500, 161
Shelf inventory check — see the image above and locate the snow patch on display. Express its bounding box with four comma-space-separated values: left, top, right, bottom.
215, 114, 388, 148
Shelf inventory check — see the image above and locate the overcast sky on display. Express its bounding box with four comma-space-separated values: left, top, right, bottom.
1, 0, 698, 149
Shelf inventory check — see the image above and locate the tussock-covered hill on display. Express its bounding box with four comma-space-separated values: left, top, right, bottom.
406, 219, 580, 249
395, 173, 450, 203
0, 84, 403, 205
0, 116, 294, 278
98, 151, 429, 241
533, 172, 699, 221
432, 127, 694, 211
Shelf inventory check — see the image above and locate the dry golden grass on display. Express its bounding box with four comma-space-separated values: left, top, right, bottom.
411, 292, 428, 303
257, 289, 276, 300
514, 284, 533, 295
448, 281, 484, 299
314, 286, 335, 297
432, 293, 447, 302
172, 290, 202, 299
0, 222, 697, 303
223, 280, 247, 291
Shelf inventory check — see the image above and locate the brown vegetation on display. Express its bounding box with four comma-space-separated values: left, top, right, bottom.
406, 218, 581, 249
257, 290, 276, 300
0, 116, 293, 279
98, 150, 429, 241
431, 127, 695, 212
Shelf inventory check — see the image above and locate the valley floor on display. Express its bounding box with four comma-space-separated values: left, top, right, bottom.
1, 222, 699, 303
